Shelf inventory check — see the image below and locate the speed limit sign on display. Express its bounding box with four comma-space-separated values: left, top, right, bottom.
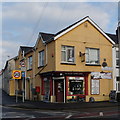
12, 70, 21, 79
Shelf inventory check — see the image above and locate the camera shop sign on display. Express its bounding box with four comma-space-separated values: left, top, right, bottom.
91, 72, 112, 79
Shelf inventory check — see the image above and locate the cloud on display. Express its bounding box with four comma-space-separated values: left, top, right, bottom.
0, 40, 20, 69
2, 2, 116, 32
1, 2, 118, 69
2, 0, 119, 2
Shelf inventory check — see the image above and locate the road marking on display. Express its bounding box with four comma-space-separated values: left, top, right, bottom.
65, 114, 72, 119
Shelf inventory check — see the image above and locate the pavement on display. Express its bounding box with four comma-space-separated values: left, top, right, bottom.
2, 90, 120, 111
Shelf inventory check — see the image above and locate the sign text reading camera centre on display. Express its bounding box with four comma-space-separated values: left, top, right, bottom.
12, 70, 21, 79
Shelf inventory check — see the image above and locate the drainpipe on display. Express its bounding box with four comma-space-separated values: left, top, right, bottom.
46, 44, 48, 65
117, 22, 120, 87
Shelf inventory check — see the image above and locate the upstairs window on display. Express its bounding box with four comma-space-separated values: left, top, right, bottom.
86, 48, 100, 65
38, 50, 44, 67
61, 45, 74, 63
27, 56, 32, 70
116, 51, 119, 67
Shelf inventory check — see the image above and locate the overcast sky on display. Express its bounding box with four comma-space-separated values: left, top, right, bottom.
1, 1, 119, 70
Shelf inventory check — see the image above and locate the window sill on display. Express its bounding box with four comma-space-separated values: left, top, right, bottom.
61, 62, 76, 65
38, 66, 44, 69
91, 94, 100, 95
85, 64, 101, 66
27, 69, 32, 71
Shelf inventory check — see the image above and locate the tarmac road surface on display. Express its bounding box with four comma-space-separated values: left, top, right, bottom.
1, 89, 120, 120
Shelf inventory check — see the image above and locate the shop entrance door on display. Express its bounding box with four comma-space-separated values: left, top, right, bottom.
55, 80, 64, 102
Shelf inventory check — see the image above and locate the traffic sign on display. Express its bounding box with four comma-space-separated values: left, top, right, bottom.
12, 70, 21, 79
20, 61, 25, 67
21, 71, 25, 77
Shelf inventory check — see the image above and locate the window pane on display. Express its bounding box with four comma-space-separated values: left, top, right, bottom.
42, 51, 44, 66
89, 49, 98, 63
118, 83, 120, 91
86, 48, 99, 64
117, 77, 120, 81
28, 56, 32, 69
61, 46, 74, 63
116, 51, 119, 58
67, 48, 74, 62
68, 77, 85, 95
62, 46, 66, 50
85, 48, 89, 63
61, 51, 66, 61
39, 51, 44, 66
116, 59, 119, 66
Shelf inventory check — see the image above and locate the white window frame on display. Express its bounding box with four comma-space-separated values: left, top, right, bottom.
27, 56, 32, 70
38, 50, 44, 67
61, 45, 75, 63
85, 48, 100, 65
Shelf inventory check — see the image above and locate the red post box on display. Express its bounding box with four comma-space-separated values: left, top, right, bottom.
36, 86, 40, 93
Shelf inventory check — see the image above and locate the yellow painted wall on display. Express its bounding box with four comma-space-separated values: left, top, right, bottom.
55, 21, 112, 71
35, 38, 56, 74
9, 80, 15, 96
54, 21, 113, 101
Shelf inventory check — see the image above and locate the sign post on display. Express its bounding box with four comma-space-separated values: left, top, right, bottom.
12, 70, 21, 103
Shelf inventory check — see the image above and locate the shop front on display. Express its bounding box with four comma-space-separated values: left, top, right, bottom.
40, 71, 89, 103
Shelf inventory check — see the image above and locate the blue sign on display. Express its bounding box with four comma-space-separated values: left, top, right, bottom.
22, 71, 25, 77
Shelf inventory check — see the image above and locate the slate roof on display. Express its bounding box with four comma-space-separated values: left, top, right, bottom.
106, 33, 119, 44
20, 46, 34, 54
39, 16, 115, 45
39, 16, 89, 43
39, 32, 54, 43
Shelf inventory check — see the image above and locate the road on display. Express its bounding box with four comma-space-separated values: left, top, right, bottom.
1, 103, 120, 120
1, 89, 120, 120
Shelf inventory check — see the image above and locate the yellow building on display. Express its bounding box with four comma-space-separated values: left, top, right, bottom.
14, 46, 34, 99
15, 16, 115, 102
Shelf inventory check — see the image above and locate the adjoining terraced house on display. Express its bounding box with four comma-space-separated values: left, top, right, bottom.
7, 16, 115, 103
106, 27, 120, 101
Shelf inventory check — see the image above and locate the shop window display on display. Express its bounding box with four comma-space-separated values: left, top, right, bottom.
68, 77, 85, 95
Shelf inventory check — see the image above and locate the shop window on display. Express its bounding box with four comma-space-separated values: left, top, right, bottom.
91, 79, 100, 95
27, 56, 32, 70
61, 45, 74, 63
38, 50, 44, 67
68, 77, 84, 95
86, 48, 100, 65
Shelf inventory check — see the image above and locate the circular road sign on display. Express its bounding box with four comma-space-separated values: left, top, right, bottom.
12, 70, 21, 79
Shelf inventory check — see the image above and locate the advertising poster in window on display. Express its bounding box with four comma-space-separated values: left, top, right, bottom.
91, 79, 99, 94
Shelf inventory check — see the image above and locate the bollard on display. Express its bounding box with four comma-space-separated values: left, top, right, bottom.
22, 91, 25, 103
99, 112, 104, 116
16, 90, 18, 103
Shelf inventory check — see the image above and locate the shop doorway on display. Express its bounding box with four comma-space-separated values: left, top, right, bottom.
55, 80, 64, 102
44, 80, 50, 101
